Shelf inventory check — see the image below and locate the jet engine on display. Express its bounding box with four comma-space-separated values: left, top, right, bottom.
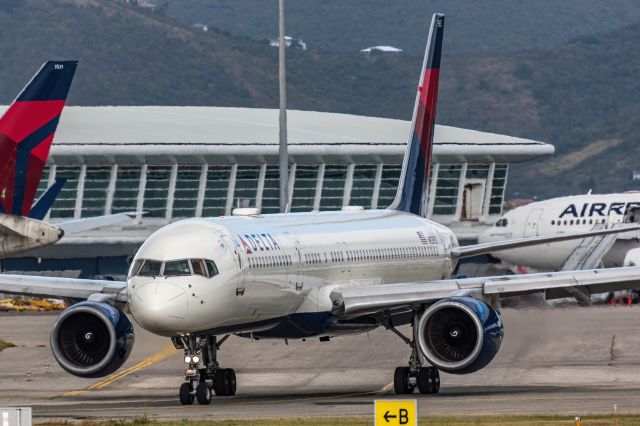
50, 301, 135, 378
417, 297, 503, 374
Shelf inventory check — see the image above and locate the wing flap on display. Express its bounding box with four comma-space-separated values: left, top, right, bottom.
331, 281, 464, 316
0, 273, 127, 301
483, 267, 640, 300
331, 266, 640, 316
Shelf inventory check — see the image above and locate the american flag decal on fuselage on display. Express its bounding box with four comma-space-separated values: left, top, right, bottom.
417, 231, 429, 245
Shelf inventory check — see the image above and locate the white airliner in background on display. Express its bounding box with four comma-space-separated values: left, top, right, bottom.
479, 193, 640, 272
2, 14, 640, 406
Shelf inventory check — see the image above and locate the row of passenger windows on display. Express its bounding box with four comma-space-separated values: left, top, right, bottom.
323, 246, 439, 265
248, 255, 293, 269
551, 218, 608, 226
246, 245, 441, 270
247, 245, 441, 270
132, 258, 218, 278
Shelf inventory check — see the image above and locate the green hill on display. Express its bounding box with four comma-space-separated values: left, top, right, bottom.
165, 0, 640, 54
1, 0, 639, 199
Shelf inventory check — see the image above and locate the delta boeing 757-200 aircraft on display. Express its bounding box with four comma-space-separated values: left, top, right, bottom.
2, 14, 640, 405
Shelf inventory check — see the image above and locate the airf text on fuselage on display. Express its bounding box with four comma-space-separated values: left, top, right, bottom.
558, 202, 640, 219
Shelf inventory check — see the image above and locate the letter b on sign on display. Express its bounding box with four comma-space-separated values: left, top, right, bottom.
399, 408, 409, 424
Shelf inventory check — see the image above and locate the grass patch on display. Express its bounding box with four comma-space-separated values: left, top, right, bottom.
0, 339, 16, 352
34, 415, 640, 426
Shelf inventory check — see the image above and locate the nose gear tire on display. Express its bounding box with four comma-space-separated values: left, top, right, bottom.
196, 382, 212, 405
179, 382, 194, 405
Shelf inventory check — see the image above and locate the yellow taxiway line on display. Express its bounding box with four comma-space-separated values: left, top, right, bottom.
62, 344, 177, 397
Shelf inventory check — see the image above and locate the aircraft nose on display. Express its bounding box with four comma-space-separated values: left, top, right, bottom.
128, 281, 188, 335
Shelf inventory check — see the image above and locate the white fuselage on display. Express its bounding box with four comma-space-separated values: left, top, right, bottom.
127, 209, 457, 337
479, 193, 640, 271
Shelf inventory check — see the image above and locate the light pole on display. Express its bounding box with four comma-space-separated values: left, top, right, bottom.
278, 0, 289, 213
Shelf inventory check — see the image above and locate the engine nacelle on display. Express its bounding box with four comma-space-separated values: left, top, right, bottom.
50, 301, 135, 378
417, 297, 503, 374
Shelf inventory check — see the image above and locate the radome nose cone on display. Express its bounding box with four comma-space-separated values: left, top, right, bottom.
130, 281, 188, 333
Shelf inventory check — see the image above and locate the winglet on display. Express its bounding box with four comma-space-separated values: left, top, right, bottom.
0, 60, 78, 217
389, 13, 444, 217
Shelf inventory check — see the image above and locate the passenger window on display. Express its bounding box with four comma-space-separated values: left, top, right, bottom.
137, 260, 162, 277
206, 260, 219, 277
191, 259, 207, 276
164, 260, 191, 276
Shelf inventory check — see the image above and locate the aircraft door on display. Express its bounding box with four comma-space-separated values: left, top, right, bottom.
524, 209, 543, 237
607, 203, 629, 227
433, 231, 452, 279
338, 241, 351, 275
283, 232, 303, 291
624, 203, 640, 224
221, 235, 245, 295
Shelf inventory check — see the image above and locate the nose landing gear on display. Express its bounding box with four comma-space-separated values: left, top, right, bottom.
174, 334, 237, 405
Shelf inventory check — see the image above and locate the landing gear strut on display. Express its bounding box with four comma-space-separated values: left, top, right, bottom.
175, 334, 237, 405
384, 314, 440, 395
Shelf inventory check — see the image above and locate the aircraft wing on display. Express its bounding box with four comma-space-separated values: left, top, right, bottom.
330, 266, 640, 316
55, 212, 138, 235
452, 225, 640, 258
0, 274, 127, 303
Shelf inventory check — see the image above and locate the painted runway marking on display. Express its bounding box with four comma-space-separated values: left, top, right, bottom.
61, 344, 177, 397
377, 382, 394, 394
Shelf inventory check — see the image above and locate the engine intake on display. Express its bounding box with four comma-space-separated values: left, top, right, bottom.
417, 297, 503, 374
50, 301, 135, 378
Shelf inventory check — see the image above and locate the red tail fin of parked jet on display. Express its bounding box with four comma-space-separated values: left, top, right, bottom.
0, 61, 77, 217
390, 13, 444, 217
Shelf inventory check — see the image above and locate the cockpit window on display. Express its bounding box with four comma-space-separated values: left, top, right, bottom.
206, 260, 219, 277
496, 218, 508, 227
133, 258, 218, 278
138, 260, 162, 277
192, 259, 207, 277
163, 260, 192, 276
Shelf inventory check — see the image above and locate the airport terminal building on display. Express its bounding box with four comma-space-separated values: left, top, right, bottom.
4, 106, 553, 276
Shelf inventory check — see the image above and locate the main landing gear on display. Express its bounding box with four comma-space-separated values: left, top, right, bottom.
384, 315, 440, 395
175, 335, 237, 405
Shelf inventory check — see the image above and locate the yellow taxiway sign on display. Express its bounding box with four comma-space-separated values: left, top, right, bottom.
374, 399, 417, 426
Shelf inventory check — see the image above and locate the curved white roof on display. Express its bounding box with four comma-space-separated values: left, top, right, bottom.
0, 106, 554, 165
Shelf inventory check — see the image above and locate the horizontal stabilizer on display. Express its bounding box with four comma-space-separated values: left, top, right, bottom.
55, 212, 139, 235
28, 177, 67, 220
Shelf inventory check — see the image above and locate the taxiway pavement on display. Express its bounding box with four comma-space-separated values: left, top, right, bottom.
1, 306, 640, 421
